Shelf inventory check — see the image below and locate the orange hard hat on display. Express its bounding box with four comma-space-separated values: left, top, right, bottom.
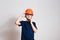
25, 8, 33, 16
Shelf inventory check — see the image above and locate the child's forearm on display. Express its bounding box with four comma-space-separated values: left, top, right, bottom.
15, 16, 21, 25
16, 16, 22, 22
15, 14, 24, 25
30, 22, 38, 33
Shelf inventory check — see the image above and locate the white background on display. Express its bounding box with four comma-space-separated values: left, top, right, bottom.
0, 0, 60, 40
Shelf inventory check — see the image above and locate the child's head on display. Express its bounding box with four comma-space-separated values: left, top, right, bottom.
25, 8, 34, 20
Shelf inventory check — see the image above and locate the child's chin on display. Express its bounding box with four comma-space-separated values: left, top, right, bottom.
28, 19, 31, 20
27, 19, 31, 21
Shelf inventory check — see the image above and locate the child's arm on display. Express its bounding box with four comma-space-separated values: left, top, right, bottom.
30, 20, 38, 33
15, 14, 24, 26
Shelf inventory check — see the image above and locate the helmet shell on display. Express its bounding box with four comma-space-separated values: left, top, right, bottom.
25, 8, 33, 16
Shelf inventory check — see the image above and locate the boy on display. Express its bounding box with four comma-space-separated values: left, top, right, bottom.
15, 8, 38, 40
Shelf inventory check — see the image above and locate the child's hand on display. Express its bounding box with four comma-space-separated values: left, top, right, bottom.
29, 19, 32, 23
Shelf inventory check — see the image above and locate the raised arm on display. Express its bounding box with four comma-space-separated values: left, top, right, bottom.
15, 14, 24, 26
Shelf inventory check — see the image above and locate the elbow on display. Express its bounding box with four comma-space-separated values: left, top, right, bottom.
15, 21, 17, 24
15, 21, 19, 25
15, 21, 20, 26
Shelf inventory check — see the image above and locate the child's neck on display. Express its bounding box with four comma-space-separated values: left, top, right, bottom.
26, 19, 30, 22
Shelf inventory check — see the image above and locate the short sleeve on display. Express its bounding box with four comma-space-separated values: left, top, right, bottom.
32, 22, 38, 29
18, 21, 23, 26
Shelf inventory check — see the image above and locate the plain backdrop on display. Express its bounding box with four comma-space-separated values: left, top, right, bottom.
0, 0, 60, 40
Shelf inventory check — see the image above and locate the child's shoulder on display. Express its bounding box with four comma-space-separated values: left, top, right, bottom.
32, 21, 36, 24
20, 20, 36, 23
